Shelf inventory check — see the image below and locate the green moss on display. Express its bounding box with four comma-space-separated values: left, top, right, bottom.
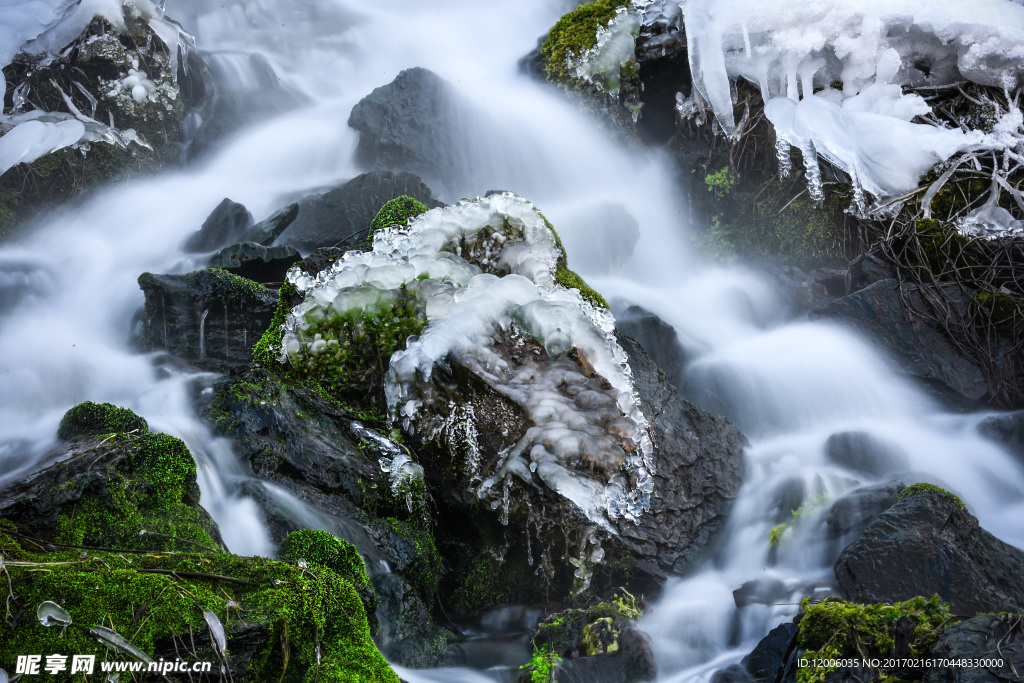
186, 268, 271, 305
53, 431, 220, 552
521, 642, 563, 683
796, 596, 954, 683
705, 166, 739, 198
56, 401, 149, 440
0, 190, 16, 240
974, 288, 1024, 333
254, 280, 301, 366
0, 536, 399, 682
896, 483, 967, 511
539, 0, 629, 85
279, 529, 370, 589
370, 196, 429, 237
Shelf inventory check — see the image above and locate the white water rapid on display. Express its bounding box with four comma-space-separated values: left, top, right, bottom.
2, 1, 1022, 682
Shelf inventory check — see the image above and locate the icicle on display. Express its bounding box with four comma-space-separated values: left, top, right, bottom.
776, 138, 792, 178
800, 140, 825, 206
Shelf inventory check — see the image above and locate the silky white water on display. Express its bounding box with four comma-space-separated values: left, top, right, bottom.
1, 1, 1022, 681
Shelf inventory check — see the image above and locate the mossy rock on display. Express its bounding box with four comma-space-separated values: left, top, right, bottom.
895, 482, 967, 511
370, 195, 429, 236
0, 409, 220, 553
56, 400, 149, 440
0, 528, 399, 682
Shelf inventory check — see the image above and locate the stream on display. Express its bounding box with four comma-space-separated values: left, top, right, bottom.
2, 1, 1023, 681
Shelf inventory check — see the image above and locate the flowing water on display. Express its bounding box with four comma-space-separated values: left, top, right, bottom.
2, 0, 1023, 681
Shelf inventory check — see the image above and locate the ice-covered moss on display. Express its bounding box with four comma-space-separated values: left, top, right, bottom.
57, 400, 149, 440
538, 0, 643, 127
277, 194, 651, 528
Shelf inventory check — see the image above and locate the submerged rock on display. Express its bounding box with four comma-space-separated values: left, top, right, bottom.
137, 268, 277, 368
208, 241, 301, 283
275, 170, 442, 252
835, 485, 1024, 615
811, 279, 990, 406
183, 198, 254, 252
823, 431, 910, 477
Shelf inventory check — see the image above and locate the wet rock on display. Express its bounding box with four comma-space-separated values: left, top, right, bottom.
183, 198, 254, 252
835, 488, 1024, 615
811, 279, 989, 406
137, 268, 277, 368
926, 614, 1024, 683
733, 578, 789, 609
635, 0, 690, 142
978, 410, 1024, 466
205, 368, 456, 667
846, 251, 895, 294
298, 247, 348, 276
740, 622, 798, 683
208, 241, 301, 283
240, 202, 300, 246
824, 431, 910, 477
275, 170, 442, 252
769, 478, 807, 524
406, 329, 744, 606
615, 306, 685, 383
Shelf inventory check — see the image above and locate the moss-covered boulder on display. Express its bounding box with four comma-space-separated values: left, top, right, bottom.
56, 400, 149, 440
0, 526, 399, 682
0, 402, 219, 553
519, 590, 656, 683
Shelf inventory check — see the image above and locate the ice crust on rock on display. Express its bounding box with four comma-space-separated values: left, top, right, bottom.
677, 0, 1024, 201
280, 193, 655, 529
0, 0, 194, 176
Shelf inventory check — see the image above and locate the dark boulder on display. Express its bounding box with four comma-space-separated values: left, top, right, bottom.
740, 622, 798, 683
822, 483, 901, 545
834, 487, 1024, 615
926, 614, 1024, 683
824, 431, 910, 477
183, 198, 254, 252
614, 334, 746, 575
615, 305, 686, 384
240, 202, 299, 246
275, 170, 442, 252
846, 251, 895, 294
811, 279, 989, 406
347, 68, 462, 186
208, 241, 302, 283
137, 269, 277, 368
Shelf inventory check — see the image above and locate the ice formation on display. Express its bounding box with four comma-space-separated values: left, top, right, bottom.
279, 194, 655, 529
676, 0, 1024, 202
0, 0, 194, 176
